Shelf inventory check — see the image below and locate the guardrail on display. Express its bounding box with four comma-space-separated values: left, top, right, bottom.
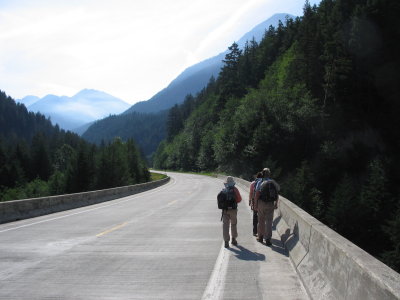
0, 177, 170, 224
217, 175, 400, 300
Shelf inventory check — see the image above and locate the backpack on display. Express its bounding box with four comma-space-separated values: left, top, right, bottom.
259, 179, 278, 203
217, 186, 237, 210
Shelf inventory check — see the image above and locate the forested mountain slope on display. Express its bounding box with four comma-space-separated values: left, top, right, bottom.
82, 110, 167, 157
154, 0, 400, 271
124, 13, 291, 114
83, 14, 292, 159
0, 91, 150, 201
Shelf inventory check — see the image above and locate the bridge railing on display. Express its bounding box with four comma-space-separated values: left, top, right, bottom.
217, 175, 400, 300
0, 177, 170, 224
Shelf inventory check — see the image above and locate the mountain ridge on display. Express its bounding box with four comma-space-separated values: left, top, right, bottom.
17, 89, 130, 132
83, 13, 295, 156
124, 13, 294, 114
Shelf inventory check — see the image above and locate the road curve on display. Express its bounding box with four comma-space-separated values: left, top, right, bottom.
0, 172, 308, 300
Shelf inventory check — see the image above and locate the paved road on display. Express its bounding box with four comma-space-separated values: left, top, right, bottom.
0, 172, 308, 300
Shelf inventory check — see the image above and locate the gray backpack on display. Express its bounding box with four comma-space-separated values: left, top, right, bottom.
259, 179, 278, 202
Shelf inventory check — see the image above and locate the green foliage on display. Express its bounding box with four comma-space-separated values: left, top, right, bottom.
219, 42, 245, 99
326, 175, 359, 235
282, 161, 322, 218
0, 91, 151, 201
153, 0, 400, 270
82, 111, 167, 158
31, 133, 52, 181
48, 171, 66, 195
0, 178, 50, 202
382, 203, 400, 272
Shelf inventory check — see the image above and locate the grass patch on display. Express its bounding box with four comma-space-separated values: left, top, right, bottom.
150, 169, 220, 178
150, 172, 168, 181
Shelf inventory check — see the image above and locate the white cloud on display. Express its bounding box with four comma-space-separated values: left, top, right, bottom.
0, 0, 321, 104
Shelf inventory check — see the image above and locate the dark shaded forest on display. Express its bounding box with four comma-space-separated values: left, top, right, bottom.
82, 110, 167, 158
154, 0, 400, 271
0, 91, 150, 202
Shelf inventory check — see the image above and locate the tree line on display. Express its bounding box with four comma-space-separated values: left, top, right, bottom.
82, 110, 167, 160
154, 0, 400, 271
0, 91, 150, 202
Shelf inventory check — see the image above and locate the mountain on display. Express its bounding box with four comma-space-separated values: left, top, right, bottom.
82, 111, 168, 158
124, 13, 293, 114
152, 0, 400, 272
0, 91, 56, 143
19, 89, 130, 132
18, 95, 40, 107
0, 90, 150, 201
82, 13, 294, 157
73, 121, 95, 136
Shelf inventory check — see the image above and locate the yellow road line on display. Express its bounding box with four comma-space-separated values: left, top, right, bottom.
96, 222, 128, 237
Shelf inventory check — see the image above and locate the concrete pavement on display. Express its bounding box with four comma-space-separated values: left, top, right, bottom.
0, 172, 308, 299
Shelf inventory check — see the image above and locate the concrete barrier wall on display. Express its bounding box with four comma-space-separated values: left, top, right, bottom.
0, 177, 170, 224
218, 175, 400, 300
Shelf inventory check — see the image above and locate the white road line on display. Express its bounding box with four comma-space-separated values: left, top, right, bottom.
0, 178, 176, 234
201, 241, 229, 300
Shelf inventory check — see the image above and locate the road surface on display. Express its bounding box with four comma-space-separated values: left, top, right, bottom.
0, 172, 308, 299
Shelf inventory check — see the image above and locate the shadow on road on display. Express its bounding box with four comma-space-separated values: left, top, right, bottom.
228, 245, 265, 261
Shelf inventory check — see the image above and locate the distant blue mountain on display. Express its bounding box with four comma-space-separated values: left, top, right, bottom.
18, 95, 40, 107
18, 89, 130, 132
124, 13, 294, 114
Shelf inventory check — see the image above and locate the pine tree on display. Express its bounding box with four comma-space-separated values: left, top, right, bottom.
326, 175, 358, 235
31, 133, 52, 181
382, 203, 400, 272
219, 42, 244, 100
166, 105, 183, 142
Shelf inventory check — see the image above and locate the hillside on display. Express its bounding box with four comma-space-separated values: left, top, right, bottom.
124, 13, 292, 114
0, 91, 58, 142
82, 111, 167, 157
154, 0, 400, 272
0, 91, 149, 201
83, 13, 293, 157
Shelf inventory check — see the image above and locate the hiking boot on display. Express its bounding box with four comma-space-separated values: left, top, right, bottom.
224, 241, 229, 248
231, 238, 238, 246
265, 239, 272, 246
257, 235, 263, 243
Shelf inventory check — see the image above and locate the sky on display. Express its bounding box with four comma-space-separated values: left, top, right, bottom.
0, 0, 321, 104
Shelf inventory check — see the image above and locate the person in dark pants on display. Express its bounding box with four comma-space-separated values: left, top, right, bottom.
249, 172, 262, 236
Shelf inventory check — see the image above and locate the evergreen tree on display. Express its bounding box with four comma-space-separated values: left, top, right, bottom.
31, 133, 52, 181
326, 175, 359, 236
218, 42, 244, 100
166, 104, 183, 142
96, 138, 132, 189
382, 203, 400, 272
355, 159, 391, 254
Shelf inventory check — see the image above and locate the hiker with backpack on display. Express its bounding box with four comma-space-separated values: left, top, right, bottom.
254, 168, 280, 246
217, 176, 242, 248
249, 172, 263, 237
